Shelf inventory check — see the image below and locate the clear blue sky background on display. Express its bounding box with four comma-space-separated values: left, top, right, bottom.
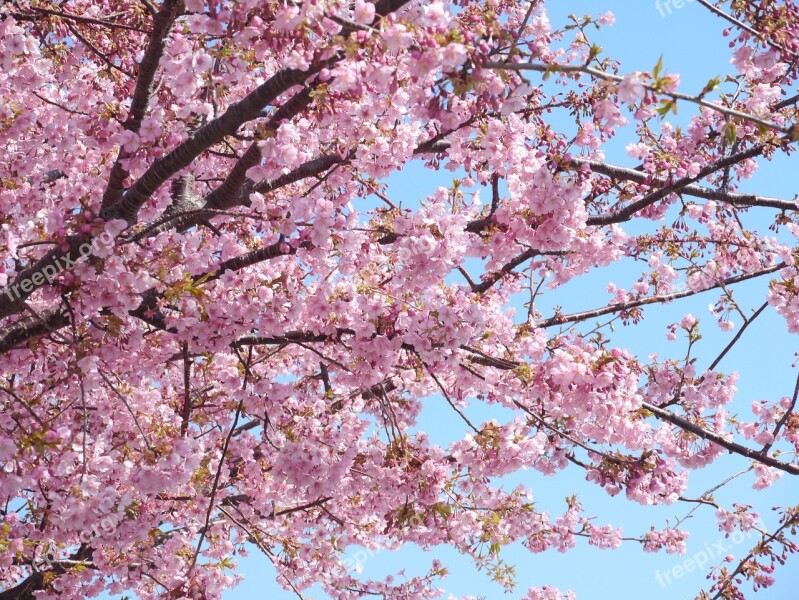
94, 2, 799, 599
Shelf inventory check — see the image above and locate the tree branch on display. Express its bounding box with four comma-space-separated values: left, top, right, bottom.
641, 401, 799, 475
101, 0, 183, 210
485, 61, 793, 135
579, 158, 797, 214
537, 263, 784, 328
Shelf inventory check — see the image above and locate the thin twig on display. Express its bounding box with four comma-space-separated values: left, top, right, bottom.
695, 0, 793, 56
538, 263, 784, 328
642, 401, 799, 475
709, 512, 799, 600
181, 341, 192, 436
0, 386, 45, 427
30, 90, 90, 117
17, 7, 151, 33
185, 400, 244, 577
761, 371, 799, 455
97, 370, 154, 452
707, 301, 768, 371
424, 365, 479, 433
65, 21, 135, 79
485, 61, 792, 135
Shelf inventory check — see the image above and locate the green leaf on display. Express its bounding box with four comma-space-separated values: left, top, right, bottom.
655, 99, 677, 116
432, 502, 452, 518
653, 55, 664, 80
701, 76, 721, 96
725, 124, 737, 144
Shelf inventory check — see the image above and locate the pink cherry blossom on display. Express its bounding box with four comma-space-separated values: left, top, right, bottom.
353, 0, 375, 25
617, 73, 645, 103
1, 2, 798, 600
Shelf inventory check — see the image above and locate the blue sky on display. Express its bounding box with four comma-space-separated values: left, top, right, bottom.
90, 2, 799, 599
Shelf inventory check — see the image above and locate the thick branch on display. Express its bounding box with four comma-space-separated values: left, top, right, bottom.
0, 308, 69, 353
0, 235, 90, 319
112, 69, 318, 222
0, 546, 93, 600
101, 0, 183, 210
111, 0, 414, 223
209, 238, 307, 281
202, 87, 315, 211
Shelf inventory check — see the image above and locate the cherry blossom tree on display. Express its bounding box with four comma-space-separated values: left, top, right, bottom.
1, 0, 799, 599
